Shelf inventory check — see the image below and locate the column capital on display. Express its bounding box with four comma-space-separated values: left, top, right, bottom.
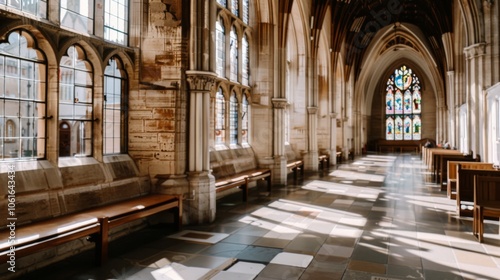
272, 98, 288, 109
330, 112, 338, 119
186, 71, 217, 92
307, 106, 318, 114
463, 43, 486, 59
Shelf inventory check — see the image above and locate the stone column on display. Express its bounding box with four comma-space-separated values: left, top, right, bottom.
272, 98, 288, 185
304, 106, 319, 171
464, 43, 486, 157
329, 113, 338, 165
447, 71, 456, 148
185, 70, 217, 224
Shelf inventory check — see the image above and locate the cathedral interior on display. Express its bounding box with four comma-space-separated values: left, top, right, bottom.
1, 0, 500, 279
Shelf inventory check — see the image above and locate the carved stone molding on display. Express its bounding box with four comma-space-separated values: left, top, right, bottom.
186, 71, 217, 92
330, 113, 338, 119
463, 43, 486, 59
272, 98, 288, 109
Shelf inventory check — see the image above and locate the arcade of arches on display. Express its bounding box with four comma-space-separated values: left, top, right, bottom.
0, 0, 499, 276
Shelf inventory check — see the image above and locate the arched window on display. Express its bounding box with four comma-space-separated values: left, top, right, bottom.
242, 94, 249, 143
0, 30, 46, 160
230, 26, 238, 82
104, 57, 127, 154
215, 88, 225, 145
242, 34, 249, 86
59, 45, 93, 157
385, 65, 421, 140
104, 0, 129, 45
229, 92, 238, 144
216, 18, 226, 77
61, 0, 94, 34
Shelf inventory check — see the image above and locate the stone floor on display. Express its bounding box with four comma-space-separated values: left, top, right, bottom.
19, 154, 500, 279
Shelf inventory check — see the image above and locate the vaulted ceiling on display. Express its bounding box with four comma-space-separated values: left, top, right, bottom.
306, 0, 453, 73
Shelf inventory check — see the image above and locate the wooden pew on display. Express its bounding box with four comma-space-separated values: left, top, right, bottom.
447, 160, 486, 199
438, 154, 476, 190
456, 164, 500, 216
423, 148, 463, 180
0, 194, 182, 265
213, 164, 271, 201
473, 175, 500, 243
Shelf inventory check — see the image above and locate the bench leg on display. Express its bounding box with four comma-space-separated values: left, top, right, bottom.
243, 178, 249, 202
266, 175, 272, 193
96, 217, 109, 266
174, 196, 183, 231
293, 167, 298, 182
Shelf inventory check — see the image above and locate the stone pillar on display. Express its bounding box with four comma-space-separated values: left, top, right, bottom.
272, 98, 288, 185
329, 113, 338, 165
464, 43, 486, 157
304, 106, 319, 171
185, 71, 217, 224
447, 71, 456, 148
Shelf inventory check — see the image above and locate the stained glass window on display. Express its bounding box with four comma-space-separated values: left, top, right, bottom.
385, 65, 421, 140
215, 88, 225, 145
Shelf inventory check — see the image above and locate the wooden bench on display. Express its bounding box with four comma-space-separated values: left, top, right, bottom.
437, 154, 476, 189
376, 140, 421, 154
456, 164, 500, 216
213, 164, 271, 201
448, 161, 495, 199
0, 194, 182, 265
319, 154, 330, 170
336, 146, 343, 164
473, 175, 500, 243
211, 147, 272, 200
287, 160, 304, 182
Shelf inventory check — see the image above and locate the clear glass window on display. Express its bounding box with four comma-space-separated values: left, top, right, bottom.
0, 30, 46, 160
215, 88, 225, 145
104, 57, 127, 154
61, 0, 94, 34
104, 0, 129, 45
242, 95, 248, 143
216, 18, 226, 77
59, 45, 93, 157
229, 92, 238, 144
230, 26, 238, 82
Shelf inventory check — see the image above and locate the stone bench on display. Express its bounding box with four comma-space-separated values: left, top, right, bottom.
0, 194, 182, 266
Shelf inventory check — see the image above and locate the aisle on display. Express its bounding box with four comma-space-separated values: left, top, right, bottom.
19, 155, 500, 280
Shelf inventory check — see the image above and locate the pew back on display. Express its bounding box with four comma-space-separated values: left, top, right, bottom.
456, 165, 500, 216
